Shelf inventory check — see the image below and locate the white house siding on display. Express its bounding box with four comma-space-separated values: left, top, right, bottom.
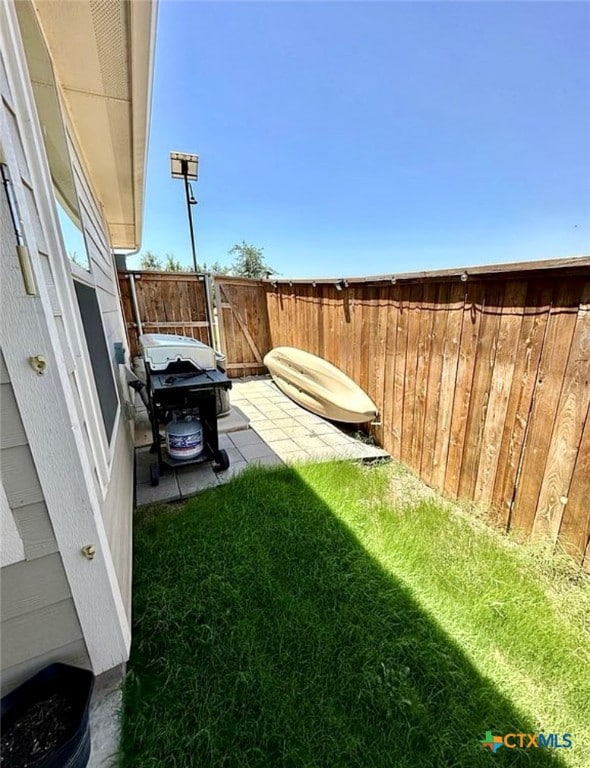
0, 47, 90, 696
69, 136, 134, 619
0, 1, 133, 692
0, 351, 90, 696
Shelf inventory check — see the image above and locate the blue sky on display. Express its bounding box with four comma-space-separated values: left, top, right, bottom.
130, 1, 590, 277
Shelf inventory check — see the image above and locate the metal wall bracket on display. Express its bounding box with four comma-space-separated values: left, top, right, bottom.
1, 163, 37, 296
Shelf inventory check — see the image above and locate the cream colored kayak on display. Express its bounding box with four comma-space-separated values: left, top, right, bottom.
263, 347, 378, 423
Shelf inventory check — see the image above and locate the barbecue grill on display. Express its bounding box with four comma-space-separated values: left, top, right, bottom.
138, 334, 232, 486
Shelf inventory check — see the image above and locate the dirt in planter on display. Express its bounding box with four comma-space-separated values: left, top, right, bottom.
1, 693, 76, 768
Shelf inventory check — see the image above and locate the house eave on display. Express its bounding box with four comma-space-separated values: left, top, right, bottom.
32, 0, 157, 250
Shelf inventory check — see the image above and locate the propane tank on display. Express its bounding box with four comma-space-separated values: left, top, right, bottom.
165, 416, 203, 461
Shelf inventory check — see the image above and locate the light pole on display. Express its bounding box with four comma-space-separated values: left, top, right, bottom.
170, 151, 199, 272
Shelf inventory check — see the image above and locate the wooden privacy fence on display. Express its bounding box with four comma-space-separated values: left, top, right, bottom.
216, 261, 590, 567
116, 260, 590, 566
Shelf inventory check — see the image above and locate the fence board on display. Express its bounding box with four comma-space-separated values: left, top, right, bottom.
444, 282, 486, 497
458, 283, 505, 500
421, 283, 450, 486
412, 283, 437, 475
430, 283, 464, 491
474, 281, 528, 506
350, 286, 364, 390
557, 409, 590, 562
491, 280, 553, 527
534, 281, 590, 541
401, 285, 424, 470
391, 287, 409, 459
369, 289, 381, 414
380, 287, 399, 453
372, 288, 390, 445
510, 281, 581, 534
340, 289, 353, 384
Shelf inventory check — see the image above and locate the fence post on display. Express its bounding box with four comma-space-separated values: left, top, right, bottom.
212, 275, 226, 356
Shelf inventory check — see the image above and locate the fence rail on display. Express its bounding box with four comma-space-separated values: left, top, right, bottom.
117, 261, 590, 567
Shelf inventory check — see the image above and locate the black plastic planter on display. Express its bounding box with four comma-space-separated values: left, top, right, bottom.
1, 663, 94, 768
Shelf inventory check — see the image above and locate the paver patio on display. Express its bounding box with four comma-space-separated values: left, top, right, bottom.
134, 375, 388, 505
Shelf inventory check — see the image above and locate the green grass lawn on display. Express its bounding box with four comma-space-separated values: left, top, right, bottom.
120, 461, 590, 768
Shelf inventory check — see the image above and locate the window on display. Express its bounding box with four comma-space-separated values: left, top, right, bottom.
73, 281, 118, 442
55, 197, 89, 271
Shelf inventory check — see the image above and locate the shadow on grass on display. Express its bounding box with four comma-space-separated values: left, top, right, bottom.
121, 465, 566, 767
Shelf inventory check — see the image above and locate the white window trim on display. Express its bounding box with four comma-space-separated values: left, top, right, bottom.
67, 127, 122, 487
47, 229, 116, 497
68, 260, 122, 497
1, 483, 25, 567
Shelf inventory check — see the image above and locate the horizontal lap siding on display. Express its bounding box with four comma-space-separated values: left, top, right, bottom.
2, 553, 71, 621
0, 403, 86, 689
1, 600, 84, 671
1, 84, 90, 691
1, 639, 89, 697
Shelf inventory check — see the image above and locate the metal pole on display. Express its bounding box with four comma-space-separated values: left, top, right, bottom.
204, 273, 221, 351
214, 275, 226, 357
182, 160, 198, 273
128, 273, 143, 337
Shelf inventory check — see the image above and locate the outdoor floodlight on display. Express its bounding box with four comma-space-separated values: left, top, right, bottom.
170, 151, 198, 180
